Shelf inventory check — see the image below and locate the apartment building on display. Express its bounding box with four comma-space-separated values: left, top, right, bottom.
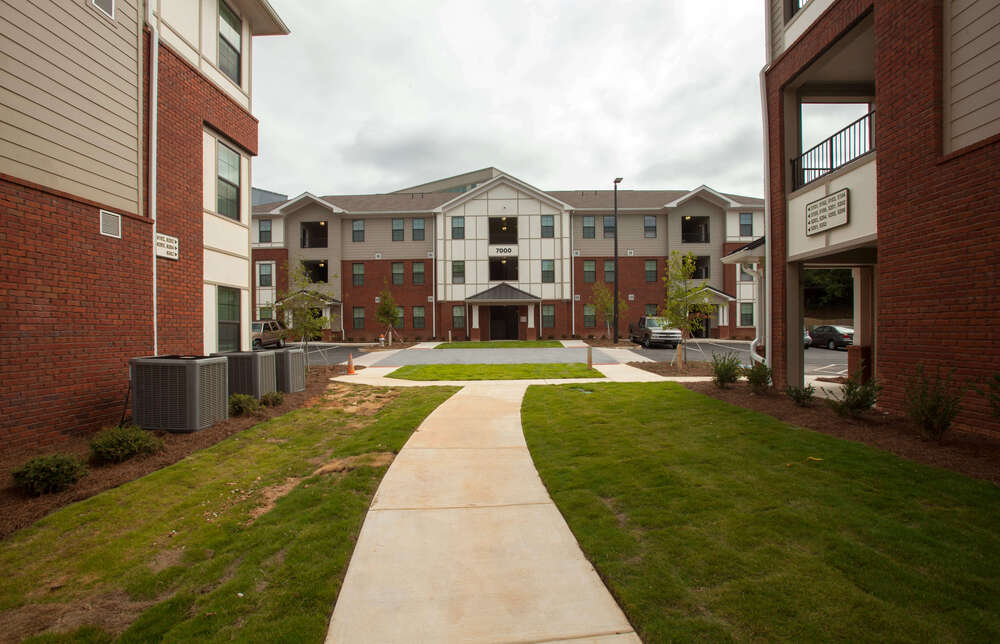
251, 169, 764, 343
0, 0, 288, 447
761, 0, 999, 433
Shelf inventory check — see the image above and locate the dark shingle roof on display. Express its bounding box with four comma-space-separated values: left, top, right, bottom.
466, 283, 541, 302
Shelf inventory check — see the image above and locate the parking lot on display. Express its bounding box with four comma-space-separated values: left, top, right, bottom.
634, 340, 848, 376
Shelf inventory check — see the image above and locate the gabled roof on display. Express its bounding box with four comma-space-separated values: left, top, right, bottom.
276, 289, 341, 305
664, 185, 764, 209
257, 192, 344, 216
320, 193, 455, 212
439, 173, 573, 213
699, 285, 737, 302
466, 283, 541, 303
721, 236, 767, 264
545, 190, 687, 210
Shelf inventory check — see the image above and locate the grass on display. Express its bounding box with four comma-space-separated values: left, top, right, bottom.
1, 386, 457, 643
387, 363, 603, 381
521, 382, 1000, 643
434, 340, 564, 349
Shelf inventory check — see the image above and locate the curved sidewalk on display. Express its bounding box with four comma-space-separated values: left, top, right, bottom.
325, 378, 646, 643
332, 363, 711, 387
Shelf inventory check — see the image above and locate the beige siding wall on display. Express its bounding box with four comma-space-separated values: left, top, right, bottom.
0, 0, 140, 213
341, 215, 434, 261
572, 212, 668, 257
284, 204, 342, 301
667, 198, 726, 291
770, 0, 785, 59
944, 0, 1000, 152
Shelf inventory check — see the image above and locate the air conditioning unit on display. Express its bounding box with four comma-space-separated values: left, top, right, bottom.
130, 355, 228, 432
273, 348, 306, 393
212, 350, 277, 398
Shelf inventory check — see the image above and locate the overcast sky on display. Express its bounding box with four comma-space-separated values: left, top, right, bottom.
252, 2, 777, 199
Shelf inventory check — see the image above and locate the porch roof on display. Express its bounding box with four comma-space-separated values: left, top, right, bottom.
466, 283, 541, 304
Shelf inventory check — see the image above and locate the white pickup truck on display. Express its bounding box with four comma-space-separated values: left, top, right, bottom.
628, 316, 683, 348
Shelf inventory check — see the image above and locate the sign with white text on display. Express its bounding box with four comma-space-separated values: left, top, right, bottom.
805, 189, 849, 236
155, 233, 179, 260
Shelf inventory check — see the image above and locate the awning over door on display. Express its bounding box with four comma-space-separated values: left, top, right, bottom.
465, 283, 541, 305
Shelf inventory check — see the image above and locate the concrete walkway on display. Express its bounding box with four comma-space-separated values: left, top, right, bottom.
326, 381, 642, 643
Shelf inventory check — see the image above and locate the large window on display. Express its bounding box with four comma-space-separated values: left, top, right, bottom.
353, 306, 364, 329
392, 262, 404, 285
352, 219, 364, 242
541, 215, 554, 238
413, 306, 425, 329
392, 218, 404, 241
412, 218, 425, 241
603, 216, 616, 238
488, 217, 517, 244
645, 260, 657, 283
452, 216, 465, 240
583, 260, 596, 283
258, 219, 271, 243
300, 221, 327, 248
303, 260, 327, 283
541, 259, 554, 283
693, 256, 710, 279
583, 304, 596, 328
452, 305, 465, 329
452, 260, 465, 284
413, 262, 425, 285
740, 302, 754, 327
218, 1, 242, 85
542, 304, 554, 328
582, 216, 595, 239
489, 257, 517, 281
217, 286, 240, 352
739, 212, 753, 236
352, 263, 364, 286
644, 215, 657, 238
216, 141, 240, 221
604, 260, 615, 283
257, 263, 272, 287
681, 216, 710, 243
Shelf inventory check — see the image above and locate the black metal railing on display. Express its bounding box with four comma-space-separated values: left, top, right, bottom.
792, 110, 875, 190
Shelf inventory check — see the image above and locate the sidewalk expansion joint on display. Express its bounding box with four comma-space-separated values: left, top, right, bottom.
404, 445, 527, 450
371, 501, 552, 512
495, 628, 638, 644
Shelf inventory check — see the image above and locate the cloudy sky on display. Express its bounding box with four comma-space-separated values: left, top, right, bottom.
252, 1, 774, 199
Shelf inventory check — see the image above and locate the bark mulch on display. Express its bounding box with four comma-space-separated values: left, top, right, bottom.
681, 380, 1000, 484
0, 365, 361, 540
629, 361, 715, 377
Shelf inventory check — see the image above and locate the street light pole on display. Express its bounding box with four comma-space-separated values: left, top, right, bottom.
613, 177, 623, 343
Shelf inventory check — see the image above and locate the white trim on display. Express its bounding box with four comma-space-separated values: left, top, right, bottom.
91, 0, 114, 20
437, 173, 573, 213
99, 210, 121, 238
268, 192, 346, 215
665, 185, 743, 209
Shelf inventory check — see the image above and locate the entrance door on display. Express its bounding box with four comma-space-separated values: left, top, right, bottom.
489, 306, 518, 340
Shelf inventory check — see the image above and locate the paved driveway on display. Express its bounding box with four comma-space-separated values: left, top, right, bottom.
632, 340, 848, 375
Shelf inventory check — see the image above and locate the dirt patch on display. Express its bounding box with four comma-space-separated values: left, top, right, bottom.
245, 478, 302, 524
0, 366, 350, 541
149, 548, 184, 573
321, 384, 400, 415
681, 381, 1000, 484
0, 591, 154, 643
629, 361, 716, 377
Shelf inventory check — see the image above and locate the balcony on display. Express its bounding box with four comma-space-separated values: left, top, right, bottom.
791, 110, 875, 191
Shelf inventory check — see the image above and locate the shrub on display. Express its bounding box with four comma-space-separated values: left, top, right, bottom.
743, 361, 772, 394
786, 384, 816, 407
905, 364, 965, 441
711, 353, 742, 389
981, 373, 1000, 418
229, 393, 261, 417
828, 368, 881, 418
261, 391, 285, 407
13, 454, 86, 496
89, 425, 163, 464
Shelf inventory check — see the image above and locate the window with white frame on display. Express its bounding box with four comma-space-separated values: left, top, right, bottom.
740, 302, 754, 327
603, 216, 616, 238
217, 286, 240, 352
392, 262, 404, 285
216, 141, 241, 221
645, 260, 657, 283
412, 218, 425, 241
392, 218, 404, 241
541, 215, 554, 238
739, 212, 753, 236
92, 0, 114, 19
452, 216, 465, 240
542, 304, 555, 328
258, 263, 272, 287
452, 305, 465, 329
218, 1, 242, 85
582, 216, 595, 239
739, 264, 754, 282
352, 219, 364, 242
413, 306, 425, 329
452, 260, 465, 284
645, 303, 658, 317
644, 215, 657, 238
258, 219, 272, 243
541, 260, 554, 283
413, 262, 425, 284
583, 304, 596, 328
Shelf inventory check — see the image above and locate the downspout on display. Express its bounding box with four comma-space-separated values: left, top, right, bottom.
147, 1, 159, 356
759, 66, 772, 369
745, 263, 765, 365
569, 212, 575, 337
431, 214, 437, 338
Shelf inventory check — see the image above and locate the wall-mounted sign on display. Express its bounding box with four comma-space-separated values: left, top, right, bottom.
805, 188, 849, 236
155, 232, 179, 260
488, 245, 517, 257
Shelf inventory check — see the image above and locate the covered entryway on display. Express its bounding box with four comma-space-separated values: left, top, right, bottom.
489, 306, 519, 340
465, 283, 542, 341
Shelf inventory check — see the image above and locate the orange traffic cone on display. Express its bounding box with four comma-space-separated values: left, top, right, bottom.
346, 353, 356, 375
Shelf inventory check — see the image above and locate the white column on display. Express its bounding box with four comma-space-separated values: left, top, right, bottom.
528, 303, 535, 328
472, 304, 479, 329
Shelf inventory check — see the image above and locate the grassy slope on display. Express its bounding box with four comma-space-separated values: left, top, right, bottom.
433, 340, 564, 349
522, 382, 1000, 643
2, 387, 457, 643
388, 363, 602, 381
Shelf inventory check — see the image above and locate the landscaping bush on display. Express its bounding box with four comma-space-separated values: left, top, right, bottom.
905, 364, 965, 441
229, 393, 262, 417
711, 353, 742, 389
13, 454, 87, 496
828, 368, 881, 418
261, 391, 284, 407
742, 361, 772, 394
89, 424, 163, 464
786, 384, 816, 407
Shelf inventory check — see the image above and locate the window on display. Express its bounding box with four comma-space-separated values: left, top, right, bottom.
452, 216, 465, 240
352, 219, 364, 242
583, 260, 596, 283
394, 306, 404, 328
603, 215, 616, 238
218, 1, 242, 85
739, 212, 753, 237
542, 304, 554, 328
392, 262, 404, 285
488, 217, 517, 244
681, 216, 710, 243
740, 302, 754, 327
583, 304, 596, 328
92, 0, 114, 19
300, 221, 327, 248
217, 286, 240, 352
216, 141, 240, 221
489, 257, 517, 281
452, 260, 465, 284
258, 263, 272, 287
392, 218, 404, 241
412, 262, 425, 285
412, 218, 425, 241
413, 306, 425, 329
541, 259, 554, 283
352, 263, 364, 286
258, 218, 271, 243
353, 306, 365, 329
739, 264, 754, 281
645, 260, 657, 283
582, 216, 595, 239
604, 260, 615, 283
303, 260, 327, 283
644, 215, 657, 238
259, 306, 272, 320
645, 304, 658, 317
452, 305, 465, 329
693, 256, 710, 279
541, 215, 554, 238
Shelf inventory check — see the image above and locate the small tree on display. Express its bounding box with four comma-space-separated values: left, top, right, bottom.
661, 251, 715, 366
277, 261, 333, 365
375, 285, 401, 345
590, 281, 629, 340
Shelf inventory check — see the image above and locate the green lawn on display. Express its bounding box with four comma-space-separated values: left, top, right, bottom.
1, 386, 457, 643
434, 340, 564, 349
388, 363, 603, 381
522, 382, 1000, 643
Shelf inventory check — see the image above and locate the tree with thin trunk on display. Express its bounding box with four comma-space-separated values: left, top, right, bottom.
375, 285, 401, 346
590, 281, 629, 340
661, 251, 715, 366
277, 261, 334, 366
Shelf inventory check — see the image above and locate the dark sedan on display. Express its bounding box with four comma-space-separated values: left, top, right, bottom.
809, 325, 854, 350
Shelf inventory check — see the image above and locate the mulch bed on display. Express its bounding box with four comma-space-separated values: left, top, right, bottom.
0, 365, 361, 540
583, 337, 640, 348
680, 381, 1000, 484
629, 361, 715, 377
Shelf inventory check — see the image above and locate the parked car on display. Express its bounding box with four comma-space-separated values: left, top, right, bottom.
803, 327, 811, 350
628, 316, 683, 348
252, 320, 286, 349
809, 325, 854, 350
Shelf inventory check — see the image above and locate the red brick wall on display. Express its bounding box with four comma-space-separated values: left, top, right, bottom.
574, 256, 665, 337
250, 248, 288, 315
341, 260, 434, 340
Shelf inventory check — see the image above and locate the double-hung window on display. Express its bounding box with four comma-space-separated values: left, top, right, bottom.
392, 262, 404, 285
739, 212, 753, 237
217, 286, 240, 352
541, 215, 554, 238
583, 304, 596, 328
216, 142, 240, 221
583, 260, 596, 283
645, 304, 658, 317
218, 1, 242, 85
604, 260, 615, 283
352, 263, 364, 286
392, 218, 404, 241
740, 302, 754, 327
644, 215, 657, 238
258, 263, 272, 287
452, 305, 465, 329
582, 216, 595, 239
258, 219, 271, 243
603, 216, 616, 238
452, 216, 465, 240
352, 219, 364, 242
542, 304, 555, 328
452, 261, 465, 284
413, 306, 426, 329
412, 262, 425, 285
412, 218, 425, 241
541, 260, 554, 283
353, 307, 364, 329
645, 260, 657, 283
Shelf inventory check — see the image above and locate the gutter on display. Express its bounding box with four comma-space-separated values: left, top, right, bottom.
759, 66, 772, 369
147, 1, 159, 355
